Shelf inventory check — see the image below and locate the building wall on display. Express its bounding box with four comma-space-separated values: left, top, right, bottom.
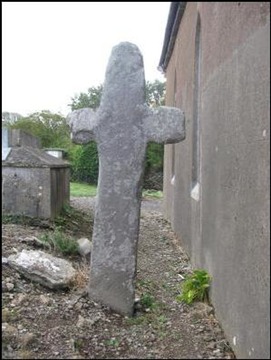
2, 166, 70, 219
163, 2, 270, 359
2, 167, 51, 218
9, 128, 41, 148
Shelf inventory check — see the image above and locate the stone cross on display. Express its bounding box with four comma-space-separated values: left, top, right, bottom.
67, 42, 185, 316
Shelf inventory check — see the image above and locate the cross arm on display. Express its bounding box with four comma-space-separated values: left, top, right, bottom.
67, 108, 98, 144
143, 106, 185, 144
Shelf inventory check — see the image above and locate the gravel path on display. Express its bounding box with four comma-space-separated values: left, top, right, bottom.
2, 197, 235, 359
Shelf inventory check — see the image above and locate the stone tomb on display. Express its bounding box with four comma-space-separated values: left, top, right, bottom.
68, 42, 185, 315
2, 128, 70, 219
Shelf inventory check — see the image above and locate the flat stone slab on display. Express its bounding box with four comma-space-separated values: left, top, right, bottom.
7, 250, 76, 289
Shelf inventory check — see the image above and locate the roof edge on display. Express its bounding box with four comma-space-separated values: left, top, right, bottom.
158, 2, 187, 73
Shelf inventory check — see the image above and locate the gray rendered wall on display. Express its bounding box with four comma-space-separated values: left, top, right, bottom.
2, 167, 51, 218
8, 129, 41, 148
163, 3, 270, 359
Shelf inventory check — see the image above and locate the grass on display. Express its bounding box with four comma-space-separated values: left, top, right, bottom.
70, 182, 97, 197
70, 261, 89, 289
176, 269, 211, 305
2, 214, 39, 226
140, 292, 157, 310
142, 189, 163, 199
40, 228, 79, 256
70, 182, 163, 199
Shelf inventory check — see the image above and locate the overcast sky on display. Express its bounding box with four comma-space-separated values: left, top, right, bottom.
2, 2, 170, 117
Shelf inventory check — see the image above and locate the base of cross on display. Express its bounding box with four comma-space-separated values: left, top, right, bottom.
88, 282, 136, 316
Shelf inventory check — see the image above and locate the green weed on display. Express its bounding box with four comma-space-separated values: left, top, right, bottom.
104, 338, 119, 347
176, 269, 211, 305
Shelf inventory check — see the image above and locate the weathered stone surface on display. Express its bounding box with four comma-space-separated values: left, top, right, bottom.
7, 250, 76, 289
67, 42, 185, 316
77, 238, 92, 257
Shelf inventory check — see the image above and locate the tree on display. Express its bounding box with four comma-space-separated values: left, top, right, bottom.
144, 80, 166, 189
2, 112, 23, 126
68, 80, 165, 110
145, 80, 165, 107
69, 85, 103, 111
69, 142, 99, 184
9, 110, 71, 149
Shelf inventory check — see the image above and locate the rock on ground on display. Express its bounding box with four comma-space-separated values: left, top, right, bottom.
8, 250, 76, 289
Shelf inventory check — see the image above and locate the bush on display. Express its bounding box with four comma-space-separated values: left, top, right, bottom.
143, 142, 164, 190
69, 142, 99, 184
69, 141, 164, 190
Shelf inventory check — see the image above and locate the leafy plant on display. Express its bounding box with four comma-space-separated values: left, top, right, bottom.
40, 228, 78, 256
176, 269, 211, 305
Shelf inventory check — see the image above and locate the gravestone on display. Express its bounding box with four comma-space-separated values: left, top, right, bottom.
67, 42, 185, 316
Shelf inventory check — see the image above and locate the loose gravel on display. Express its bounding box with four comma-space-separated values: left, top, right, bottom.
2, 197, 235, 359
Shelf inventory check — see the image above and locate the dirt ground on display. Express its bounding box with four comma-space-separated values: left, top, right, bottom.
2, 197, 235, 359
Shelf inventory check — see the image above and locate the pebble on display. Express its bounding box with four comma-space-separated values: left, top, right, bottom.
6, 282, 15, 291
195, 327, 205, 334
75, 302, 83, 310
2, 257, 8, 264
206, 342, 217, 349
39, 294, 50, 304
15, 293, 27, 305
2, 323, 17, 334
21, 332, 35, 347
